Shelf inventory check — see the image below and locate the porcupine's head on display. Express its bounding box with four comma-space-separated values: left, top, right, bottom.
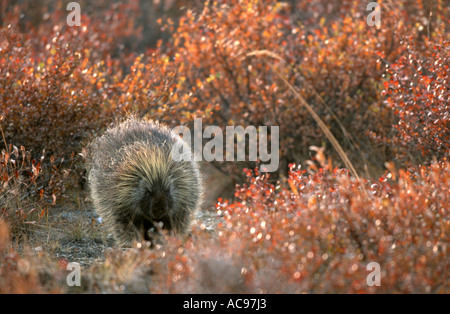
118, 139, 182, 235
138, 176, 174, 222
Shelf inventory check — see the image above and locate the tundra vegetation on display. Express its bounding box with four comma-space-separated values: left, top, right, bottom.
0, 0, 448, 293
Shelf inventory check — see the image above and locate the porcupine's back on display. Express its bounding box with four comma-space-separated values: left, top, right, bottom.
88, 117, 202, 247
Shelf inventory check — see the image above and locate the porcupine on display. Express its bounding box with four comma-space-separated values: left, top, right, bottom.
87, 117, 202, 247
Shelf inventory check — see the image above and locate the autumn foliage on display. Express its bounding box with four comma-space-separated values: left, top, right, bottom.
168, 0, 449, 178
0, 0, 449, 293
209, 161, 449, 293
384, 37, 449, 163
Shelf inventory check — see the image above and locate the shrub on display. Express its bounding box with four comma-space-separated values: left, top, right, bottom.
206, 159, 449, 293
166, 0, 446, 180
0, 25, 110, 160
383, 37, 449, 163
0, 1, 201, 161
0, 138, 71, 238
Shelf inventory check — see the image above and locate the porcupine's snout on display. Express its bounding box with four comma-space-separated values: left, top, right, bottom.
150, 191, 170, 220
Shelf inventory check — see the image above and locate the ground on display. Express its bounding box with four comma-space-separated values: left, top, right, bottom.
28, 188, 220, 269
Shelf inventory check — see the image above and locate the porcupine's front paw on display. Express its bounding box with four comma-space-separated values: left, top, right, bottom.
143, 220, 168, 247
144, 228, 161, 247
